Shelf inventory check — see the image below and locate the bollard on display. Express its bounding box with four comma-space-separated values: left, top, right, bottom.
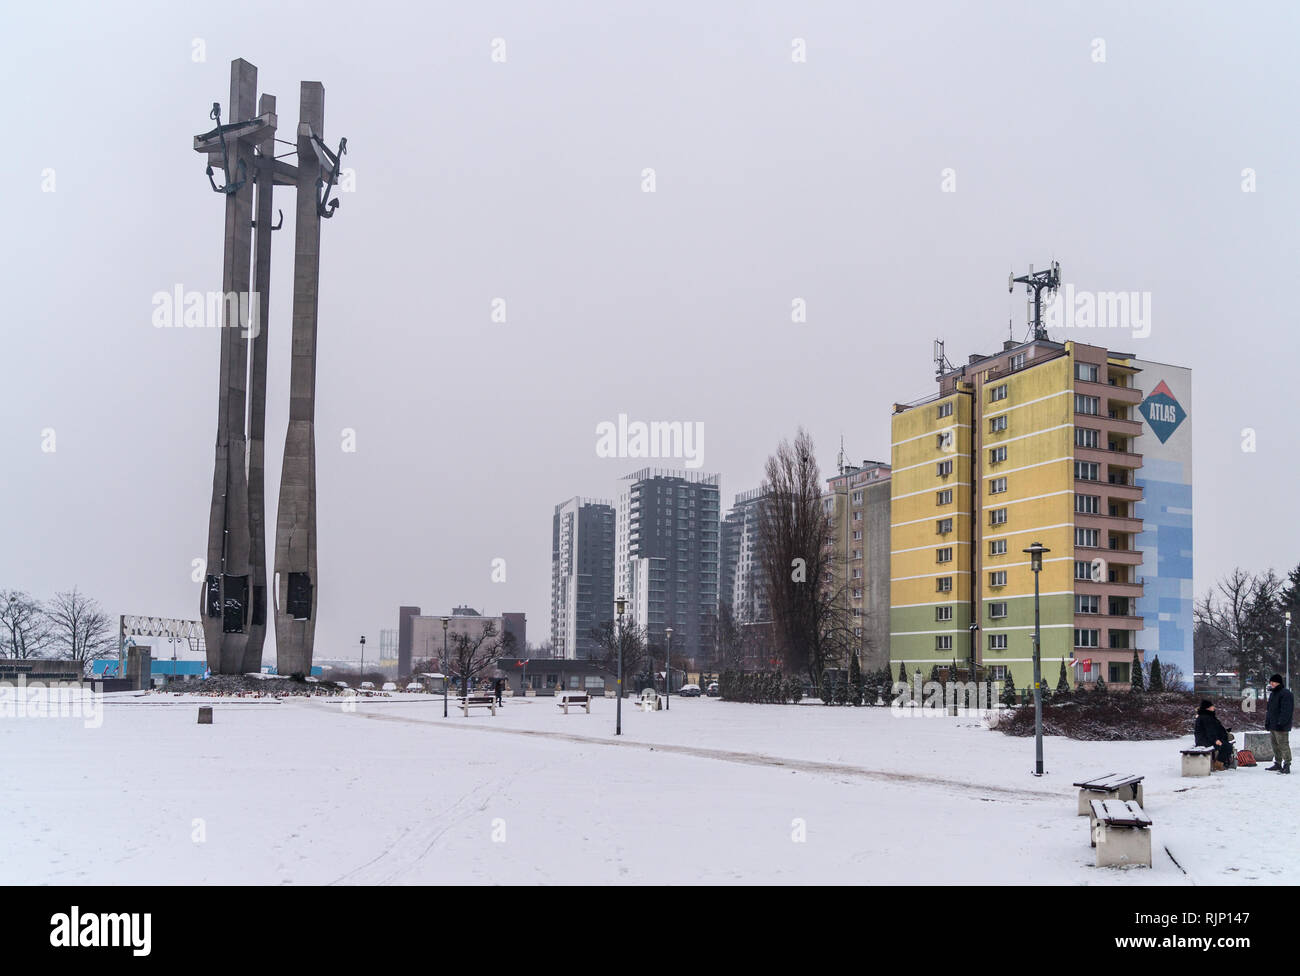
198, 706, 213, 725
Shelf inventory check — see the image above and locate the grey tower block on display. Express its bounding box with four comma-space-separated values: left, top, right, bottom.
242, 90, 277, 675
273, 81, 325, 677
198, 58, 260, 674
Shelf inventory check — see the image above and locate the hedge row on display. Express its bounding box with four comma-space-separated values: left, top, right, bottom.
718, 670, 804, 704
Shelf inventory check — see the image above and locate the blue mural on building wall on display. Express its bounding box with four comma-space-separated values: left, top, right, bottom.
1134, 366, 1193, 686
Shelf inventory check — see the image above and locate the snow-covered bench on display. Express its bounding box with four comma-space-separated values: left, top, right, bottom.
1089, 799, 1152, 868
1180, 746, 1214, 777
1073, 773, 1144, 815
637, 688, 659, 712
555, 691, 591, 714
460, 694, 497, 717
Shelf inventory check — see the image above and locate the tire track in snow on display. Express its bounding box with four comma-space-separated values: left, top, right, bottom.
305, 700, 1052, 803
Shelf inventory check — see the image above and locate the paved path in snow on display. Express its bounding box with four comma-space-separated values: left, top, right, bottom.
308, 698, 1052, 803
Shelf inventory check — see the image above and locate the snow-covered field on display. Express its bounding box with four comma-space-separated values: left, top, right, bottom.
2, 692, 1294, 885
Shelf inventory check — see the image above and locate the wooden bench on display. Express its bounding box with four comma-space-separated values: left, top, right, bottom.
1089, 799, 1152, 868
459, 694, 497, 717
555, 692, 591, 715
1073, 773, 1144, 815
1180, 746, 1214, 777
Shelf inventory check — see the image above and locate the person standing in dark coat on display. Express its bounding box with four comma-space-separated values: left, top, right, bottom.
1264, 675, 1293, 773
1194, 700, 1234, 768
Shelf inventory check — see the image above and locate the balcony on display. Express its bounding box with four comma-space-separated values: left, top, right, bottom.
1100, 415, 1144, 438
1074, 446, 1144, 472
1097, 546, 1143, 567
1075, 613, 1145, 632
1076, 577, 1144, 597
1079, 375, 1142, 403
1103, 482, 1142, 504
1103, 614, 1146, 631
1076, 512, 1144, 536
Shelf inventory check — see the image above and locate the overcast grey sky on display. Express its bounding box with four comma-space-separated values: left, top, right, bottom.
2, 0, 1296, 661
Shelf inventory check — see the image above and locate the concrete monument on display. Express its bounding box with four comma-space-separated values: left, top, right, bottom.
193, 59, 345, 675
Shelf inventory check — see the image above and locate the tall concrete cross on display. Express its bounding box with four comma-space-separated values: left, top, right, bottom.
193, 61, 345, 676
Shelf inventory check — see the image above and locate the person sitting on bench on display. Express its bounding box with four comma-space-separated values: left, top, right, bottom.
1194, 699, 1234, 770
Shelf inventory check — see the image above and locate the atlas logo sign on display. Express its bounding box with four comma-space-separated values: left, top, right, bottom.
1138, 380, 1186, 444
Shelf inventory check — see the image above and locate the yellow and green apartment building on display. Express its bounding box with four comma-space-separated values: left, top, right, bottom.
889, 338, 1148, 691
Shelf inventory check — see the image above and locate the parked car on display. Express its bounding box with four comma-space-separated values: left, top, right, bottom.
677, 683, 702, 697
360, 681, 375, 690
381, 681, 398, 692
405, 682, 424, 692
706, 682, 720, 697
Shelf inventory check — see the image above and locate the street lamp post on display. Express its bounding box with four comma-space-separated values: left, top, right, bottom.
665, 627, 673, 711
359, 635, 366, 687
442, 617, 450, 718
615, 596, 626, 735
1286, 610, 1292, 689
1023, 542, 1050, 777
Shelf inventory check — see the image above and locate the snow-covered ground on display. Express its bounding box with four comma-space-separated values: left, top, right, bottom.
2, 692, 1294, 884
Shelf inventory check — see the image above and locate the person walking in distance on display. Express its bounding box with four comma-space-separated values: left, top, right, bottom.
1264, 674, 1294, 773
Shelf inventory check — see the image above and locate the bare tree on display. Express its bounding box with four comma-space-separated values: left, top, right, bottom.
759, 428, 845, 686
444, 621, 513, 693
0, 589, 54, 659
588, 617, 649, 690
1194, 569, 1253, 673
46, 588, 116, 664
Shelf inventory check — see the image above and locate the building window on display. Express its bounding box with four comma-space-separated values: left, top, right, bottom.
1074, 461, 1099, 481
1075, 560, 1096, 581
1075, 427, 1100, 449
936, 547, 953, 563
1076, 594, 1100, 614
936, 430, 954, 451
1075, 528, 1100, 548
936, 489, 953, 505
1075, 362, 1099, 383
1010, 352, 1027, 371
989, 415, 1008, 434
937, 518, 953, 534
1075, 494, 1100, 515
937, 401, 953, 419
989, 477, 1007, 494
989, 665, 1008, 681
936, 606, 953, 622
936, 635, 953, 651
1075, 394, 1100, 415
989, 508, 1008, 526
988, 633, 1008, 650
989, 539, 1007, 556
989, 571, 1007, 587
937, 460, 953, 477
990, 384, 1008, 402
936, 577, 953, 593
988, 602, 1008, 619
989, 446, 1007, 465
1075, 628, 1100, 648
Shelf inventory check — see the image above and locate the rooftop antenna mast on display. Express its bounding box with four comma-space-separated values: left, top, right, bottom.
933, 338, 955, 377
1008, 261, 1061, 340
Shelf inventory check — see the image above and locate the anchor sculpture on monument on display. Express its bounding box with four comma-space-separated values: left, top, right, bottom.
192, 58, 347, 676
